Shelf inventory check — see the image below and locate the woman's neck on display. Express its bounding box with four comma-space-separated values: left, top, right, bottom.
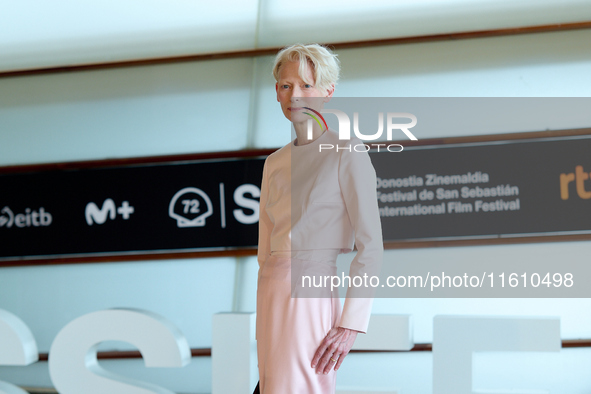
293, 120, 324, 146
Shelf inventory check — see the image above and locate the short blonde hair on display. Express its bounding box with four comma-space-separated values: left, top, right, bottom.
272, 43, 340, 94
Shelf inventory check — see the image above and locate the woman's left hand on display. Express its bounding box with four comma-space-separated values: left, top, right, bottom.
311, 326, 359, 374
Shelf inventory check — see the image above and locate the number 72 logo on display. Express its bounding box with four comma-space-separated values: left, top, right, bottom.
168, 187, 213, 228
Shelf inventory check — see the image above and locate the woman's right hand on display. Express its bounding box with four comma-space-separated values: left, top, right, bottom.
311, 326, 359, 374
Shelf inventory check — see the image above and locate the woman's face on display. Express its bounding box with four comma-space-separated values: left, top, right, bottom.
276, 60, 334, 123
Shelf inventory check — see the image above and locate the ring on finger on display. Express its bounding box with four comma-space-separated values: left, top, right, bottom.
330, 357, 337, 362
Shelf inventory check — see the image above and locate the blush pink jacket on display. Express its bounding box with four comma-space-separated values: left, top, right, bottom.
257, 129, 384, 333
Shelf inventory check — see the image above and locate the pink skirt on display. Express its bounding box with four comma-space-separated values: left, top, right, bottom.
256, 249, 342, 394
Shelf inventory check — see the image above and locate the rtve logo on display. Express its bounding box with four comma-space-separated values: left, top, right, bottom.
560, 165, 591, 200
85, 199, 135, 225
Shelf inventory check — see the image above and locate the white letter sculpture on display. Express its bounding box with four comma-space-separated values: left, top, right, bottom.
49, 308, 191, 394
433, 315, 560, 394
0, 309, 39, 394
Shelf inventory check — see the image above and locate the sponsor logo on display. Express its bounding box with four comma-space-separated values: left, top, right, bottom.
560, 165, 591, 200
0, 206, 52, 228
169, 187, 213, 227
85, 199, 135, 225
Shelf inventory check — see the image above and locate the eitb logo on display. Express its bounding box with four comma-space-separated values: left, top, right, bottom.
0, 206, 52, 228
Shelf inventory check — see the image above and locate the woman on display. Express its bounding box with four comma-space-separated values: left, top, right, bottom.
256, 43, 383, 393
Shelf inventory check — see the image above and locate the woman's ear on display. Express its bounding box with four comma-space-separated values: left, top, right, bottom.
323, 84, 335, 103
275, 83, 279, 102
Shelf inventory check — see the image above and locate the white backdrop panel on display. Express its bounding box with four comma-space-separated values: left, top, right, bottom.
0, 0, 259, 72
338, 241, 591, 342
0, 258, 236, 352
258, 0, 591, 47
0, 58, 253, 165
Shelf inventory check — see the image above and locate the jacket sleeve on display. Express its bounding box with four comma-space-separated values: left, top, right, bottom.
257, 158, 273, 274
336, 141, 384, 333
